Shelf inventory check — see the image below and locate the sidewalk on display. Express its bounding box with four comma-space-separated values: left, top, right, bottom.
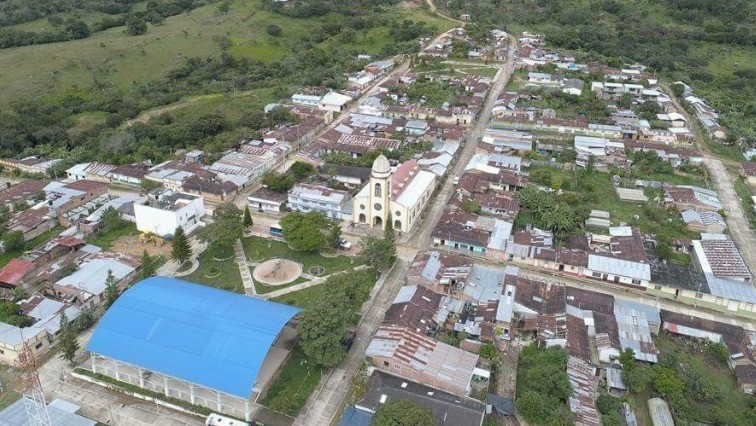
234, 239, 256, 295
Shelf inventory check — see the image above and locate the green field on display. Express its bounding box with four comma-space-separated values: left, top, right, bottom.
182, 245, 243, 293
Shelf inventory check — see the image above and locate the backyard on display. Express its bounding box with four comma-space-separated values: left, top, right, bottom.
623, 333, 756, 425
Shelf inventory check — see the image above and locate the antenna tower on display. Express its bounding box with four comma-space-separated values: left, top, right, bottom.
15, 333, 52, 426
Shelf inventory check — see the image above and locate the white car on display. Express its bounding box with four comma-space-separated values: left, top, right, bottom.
338, 238, 352, 249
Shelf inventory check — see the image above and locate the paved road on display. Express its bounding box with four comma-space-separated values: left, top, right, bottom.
662, 83, 756, 272
38, 330, 203, 426
410, 45, 517, 251
292, 37, 518, 426
705, 157, 756, 271
292, 260, 407, 426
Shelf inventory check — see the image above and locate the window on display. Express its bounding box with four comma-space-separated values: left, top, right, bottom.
360, 204, 365, 210
374, 183, 382, 197
696, 293, 703, 299
631, 279, 641, 285
395, 211, 401, 217
592, 272, 602, 278
374, 203, 382, 211
383, 361, 389, 367
35, 342, 43, 349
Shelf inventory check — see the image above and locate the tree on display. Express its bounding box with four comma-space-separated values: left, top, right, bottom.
328, 223, 342, 249
198, 203, 243, 253
243, 205, 253, 228
541, 202, 577, 235
140, 250, 156, 278
267, 24, 283, 37
125, 15, 148, 36
280, 211, 328, 251
101, 206, 125, 233
72, 308, 95, 332
298, 295, 352, 367
358, 236, 394, 271
140, 179, 162, 192
171, 226, 192, 264
2, 230, 24, 252
9, 286, 27, 302
58, 312, 79, 365
371, 399, 434, 426
65, 20, 91, 39
104, 269, 120, 308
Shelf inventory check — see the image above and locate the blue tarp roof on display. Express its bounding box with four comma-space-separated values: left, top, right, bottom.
337, 407, 373, 426
87, 277, 300, 398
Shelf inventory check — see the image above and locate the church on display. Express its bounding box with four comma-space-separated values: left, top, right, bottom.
352, 155, 437, 234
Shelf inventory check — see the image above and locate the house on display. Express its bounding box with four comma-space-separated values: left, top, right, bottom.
0, 156, 60, 175
562, 79, 584, 96
406, 250, 472, 295
591, 82, 644, 101
383, 285, 444, 333
740, 162, 756, 188
0, 258, 34, 290
0, 180, 46, 212
365, 325, 483, 397
691, 234, 756, 308
53, 253, 140, 308
681, 210, 727, 234
664, 185, 721, 212
584, 227, 652, 286
606, 367, 627, 396
291, 94, 321, 107
288, 183, 351, 220
248, 187, 287, 214
352, 371, 486, 426
6, 207, 57, 241
352, 156, 436, 234
0, 321, 50, 365
431, 208, 513, 259
319, 91, 352, 112
318, 163, 371, 189
656, 112, 687, 128
134, 190, 205, 237
43, 180, 109, 217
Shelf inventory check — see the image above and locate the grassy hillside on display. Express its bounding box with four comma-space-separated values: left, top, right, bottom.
0, 0, 446, 166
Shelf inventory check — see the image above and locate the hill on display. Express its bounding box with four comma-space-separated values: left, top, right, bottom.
0, 0, 448, 168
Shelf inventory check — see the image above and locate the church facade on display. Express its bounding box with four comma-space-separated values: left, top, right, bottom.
352, 155, 436, 234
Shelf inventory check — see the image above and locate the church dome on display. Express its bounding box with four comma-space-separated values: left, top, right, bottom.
371, 154, 391, 177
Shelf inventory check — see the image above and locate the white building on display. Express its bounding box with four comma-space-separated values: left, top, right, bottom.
352, 155, 436, 234
319, 91, 353, 112
134, 190, 204, 237
287, 183, 351, 220
291, 94, 321, 107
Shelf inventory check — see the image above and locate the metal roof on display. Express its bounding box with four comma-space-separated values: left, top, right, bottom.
587, 254, 651, 282
87, 277, 300, 398
0, 398, 96, 426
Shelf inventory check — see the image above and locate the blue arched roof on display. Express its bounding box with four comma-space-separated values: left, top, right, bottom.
87, 276, 300, 398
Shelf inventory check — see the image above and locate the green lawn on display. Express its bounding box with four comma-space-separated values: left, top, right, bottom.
0, 226, 63, 268
85, 223, 138, 250
273, 268, 379, 311
261, 346, 323, 417
182, 245, 243, 293
242, 236, 359, 276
